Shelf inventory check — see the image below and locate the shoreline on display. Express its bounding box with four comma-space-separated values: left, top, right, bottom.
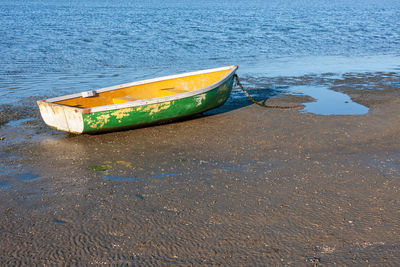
1, 70, 400, 265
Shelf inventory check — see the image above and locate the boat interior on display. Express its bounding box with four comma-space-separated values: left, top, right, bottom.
54, 69, 232, 109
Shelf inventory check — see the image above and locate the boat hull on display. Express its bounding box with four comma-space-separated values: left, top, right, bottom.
37, 66, 237, 134
82, 75, 234, 133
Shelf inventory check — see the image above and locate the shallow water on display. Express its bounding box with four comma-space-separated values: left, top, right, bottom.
289, 86, 369, 115
0, 182, 11, 190
0, 0, 399, 106
17, 173, 40, 182
102, 175, 140, 182
1, 2, 400, 264
1, 75, 400, 265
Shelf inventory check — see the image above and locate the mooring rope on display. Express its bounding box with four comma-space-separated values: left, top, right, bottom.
234, 74, 302, 109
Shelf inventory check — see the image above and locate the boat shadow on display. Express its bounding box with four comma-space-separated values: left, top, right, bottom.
75, 86, 283, 136
150, 86, 284, 126
202, 86, 283, 116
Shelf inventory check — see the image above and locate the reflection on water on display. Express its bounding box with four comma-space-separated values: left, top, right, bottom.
288, 86, 369, 115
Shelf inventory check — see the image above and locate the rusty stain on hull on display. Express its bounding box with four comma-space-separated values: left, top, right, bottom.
37, 101, 84, 133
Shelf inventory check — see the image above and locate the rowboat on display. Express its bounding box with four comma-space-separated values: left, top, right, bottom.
37, 65, 238, 134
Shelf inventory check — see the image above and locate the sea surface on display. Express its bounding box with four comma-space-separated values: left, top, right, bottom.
0, 0, 400, 105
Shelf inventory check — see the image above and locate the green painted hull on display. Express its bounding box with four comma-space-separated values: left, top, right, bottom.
81, 75, 234, 133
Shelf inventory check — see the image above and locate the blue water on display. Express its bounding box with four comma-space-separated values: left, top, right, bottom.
0, 0, 399, 105
289, 86, 369, 115
0, 182, 11, 190
103, 175, 140, 182
17, 173, 40, 182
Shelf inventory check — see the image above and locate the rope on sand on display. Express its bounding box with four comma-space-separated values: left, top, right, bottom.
234, 74, 302, 109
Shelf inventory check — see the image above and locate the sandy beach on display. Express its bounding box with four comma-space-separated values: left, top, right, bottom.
1, 71, 400, 265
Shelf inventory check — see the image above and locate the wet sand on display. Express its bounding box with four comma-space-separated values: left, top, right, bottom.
1, 72, 400, 265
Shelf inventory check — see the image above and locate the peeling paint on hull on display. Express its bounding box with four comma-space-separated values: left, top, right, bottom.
37, 66, 237, 134
82, 76, 234, 133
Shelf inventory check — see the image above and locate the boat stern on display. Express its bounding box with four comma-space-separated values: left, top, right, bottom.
37, 100, 85, 134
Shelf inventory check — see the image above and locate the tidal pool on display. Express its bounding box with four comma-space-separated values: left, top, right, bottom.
288, 86, 369, 115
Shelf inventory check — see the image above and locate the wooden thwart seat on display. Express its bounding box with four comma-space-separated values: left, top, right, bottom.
112, 87, 190, 105
112, 96, 138, 104
160, 87, 190, 93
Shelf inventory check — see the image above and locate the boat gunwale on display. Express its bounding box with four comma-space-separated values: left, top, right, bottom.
38, 65, 238, 114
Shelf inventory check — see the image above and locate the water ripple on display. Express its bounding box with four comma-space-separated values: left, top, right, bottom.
0, 0, 399, 104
